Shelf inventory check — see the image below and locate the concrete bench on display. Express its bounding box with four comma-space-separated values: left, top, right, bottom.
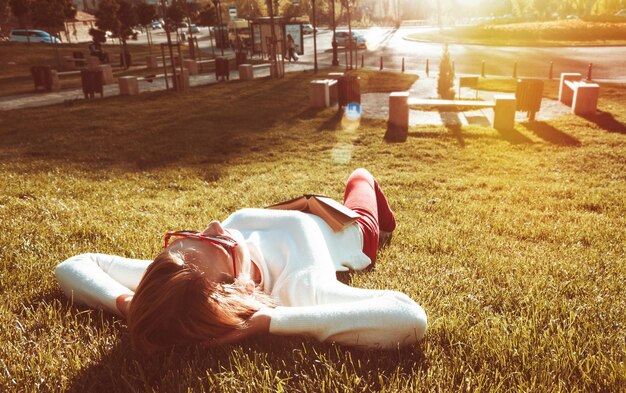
400, 95, 517, 131
559, 73, 599, 115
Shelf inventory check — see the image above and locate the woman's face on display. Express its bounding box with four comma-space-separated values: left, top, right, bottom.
166, 221, 252, 283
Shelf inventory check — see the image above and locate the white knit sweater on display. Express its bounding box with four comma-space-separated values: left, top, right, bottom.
55, 209, 427, 349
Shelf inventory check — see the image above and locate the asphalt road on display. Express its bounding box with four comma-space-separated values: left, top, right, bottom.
135, 25, 626, 81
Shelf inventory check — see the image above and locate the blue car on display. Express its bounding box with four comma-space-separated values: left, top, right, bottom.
10, 29, 61, 44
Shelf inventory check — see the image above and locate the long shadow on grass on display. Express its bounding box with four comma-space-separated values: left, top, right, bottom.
68, 333, 427, 392
582, 111, 626, 134
521, 121, 581, 146
0, 74, 316, 171
440, 112, 466, 147
495, 126, 534, 144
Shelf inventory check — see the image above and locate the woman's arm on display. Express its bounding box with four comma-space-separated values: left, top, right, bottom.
55, 253, 150, 316
269, 277, 427, 349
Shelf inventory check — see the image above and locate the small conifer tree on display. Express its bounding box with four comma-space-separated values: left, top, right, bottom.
438, 43, 455, 99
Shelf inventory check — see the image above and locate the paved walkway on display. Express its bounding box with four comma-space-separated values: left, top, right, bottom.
359, 72, 571, 126
0, 60, 570, 126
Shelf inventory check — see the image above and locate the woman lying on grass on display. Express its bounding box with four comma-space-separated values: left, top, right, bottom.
55, 168, 427, 352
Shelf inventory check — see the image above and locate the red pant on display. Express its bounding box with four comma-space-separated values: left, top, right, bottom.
343, 169, 396, 264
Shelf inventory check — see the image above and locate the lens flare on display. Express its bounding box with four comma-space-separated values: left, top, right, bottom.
341, 102, 362, 131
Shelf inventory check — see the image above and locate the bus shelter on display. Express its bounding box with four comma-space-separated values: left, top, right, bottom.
250, 17, 304, 59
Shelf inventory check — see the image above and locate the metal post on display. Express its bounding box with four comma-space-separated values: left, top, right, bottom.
426, 58, 429, 77
380, 56, 383, 71
481, 60, 485, 77
402, 57, 405, 73
361, 54, 364, 68
587, 63, 593, 81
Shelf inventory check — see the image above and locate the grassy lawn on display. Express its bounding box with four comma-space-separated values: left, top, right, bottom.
0, 41, 229, 97
1, 69, 625, 391
408, 19, 626, 46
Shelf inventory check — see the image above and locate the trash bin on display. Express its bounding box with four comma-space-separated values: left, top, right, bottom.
515, 78, 544, 121
30, 65, 53, 92
80, 69, 104, 99
236, 52, 247, 66
215, 56, 229, 81
337, 75, 361, 108
119, 51, 132, 68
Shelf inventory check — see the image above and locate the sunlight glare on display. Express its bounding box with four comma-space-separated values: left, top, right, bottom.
364, 27, 384, 51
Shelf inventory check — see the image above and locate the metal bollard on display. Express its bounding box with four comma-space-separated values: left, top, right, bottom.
402, 58, 405, 73
549, 61, 553, 80
481, 60, 485, 78
513, 62, 517, 78
380, 56, 383, 71
587, 63, 593, 81
361, 55, 364, 68
426, 59, 429, 77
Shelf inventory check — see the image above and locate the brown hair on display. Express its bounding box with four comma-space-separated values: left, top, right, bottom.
127, 250, 273, 353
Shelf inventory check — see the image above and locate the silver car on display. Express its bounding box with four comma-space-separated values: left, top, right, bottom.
334, 31, 366, 48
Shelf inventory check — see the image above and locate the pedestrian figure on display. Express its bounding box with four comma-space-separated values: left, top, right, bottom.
287, 34, 298, 62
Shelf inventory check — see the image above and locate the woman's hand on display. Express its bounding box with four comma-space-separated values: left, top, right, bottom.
204, 307, 272, 346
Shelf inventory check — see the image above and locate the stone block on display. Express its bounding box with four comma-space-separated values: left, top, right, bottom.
183, 59, 199, 75
572, 83, 599, 115
388, 92, 409, 129
309, 80, 330, 108
118, 76, 139, 96
238, 64, 254, 80
327, 79, 338, 106
175, 68, 190, 91
49, 70, 61, 92
559, 73, 582, 105
493, 94, 516, 131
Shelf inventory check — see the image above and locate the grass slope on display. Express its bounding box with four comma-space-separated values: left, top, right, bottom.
0, 71, 625, 392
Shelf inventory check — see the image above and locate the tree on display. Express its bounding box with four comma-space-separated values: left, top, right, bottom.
0, 0, 11, 28
95, 0, 137, 68
437, 43, 455, 99
9, 0, 29, 26
136, 2, 156, 54
167, 0, 186, 41
96, 0, 122, 37
31, 0, 76, 34
198, 3, 217, 26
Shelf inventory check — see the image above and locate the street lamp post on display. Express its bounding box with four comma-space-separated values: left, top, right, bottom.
331, 0, 338, 66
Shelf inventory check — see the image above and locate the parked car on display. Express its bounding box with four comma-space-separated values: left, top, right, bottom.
151, 21, 163, 30
302, 24, 316, 34
334, 31, 366, 48
9, 29, 60, 44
